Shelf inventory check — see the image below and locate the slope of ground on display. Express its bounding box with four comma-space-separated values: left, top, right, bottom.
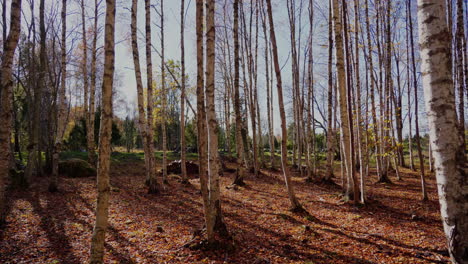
0, 156, 449, 263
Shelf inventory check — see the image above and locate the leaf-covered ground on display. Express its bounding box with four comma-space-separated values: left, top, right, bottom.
0, 158, 450, 263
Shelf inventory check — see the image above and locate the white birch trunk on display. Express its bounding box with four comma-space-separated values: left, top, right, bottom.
417, 0, 468, 262
89, 0, 115, 262
0, 0, 22, 223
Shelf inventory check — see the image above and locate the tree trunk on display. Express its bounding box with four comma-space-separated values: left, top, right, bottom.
131, 0, 151, 192
49, 0, 67, 193
332, 0, 355, 201
205, 0, 228, 240
393, 47, 405, 168
306, 0, 315, 182
89, 0, 115, 262
409, 0, 427, 201
179, 0, 188, 184
417, 0, 468, 261
325, 0, 335, 182
88, 0, 98, 167
81, 0, 95, 166
24, 1, 36, 184
1, 0, 5, 47
405, 3, 415, 171
195, 0, 210, 240
260, 2, 275, 170
37, 0, 46, 178
354, 0, 366, 203
0, 0, 22, 224
342, 0, 358, 203
364, 0, 383, 183
241, 1, 258, 178
253, 4, 263, 170
456, 0, 466, 150
265, 0, 303, 212
232, 0, 246, 186
145, 0, 159, 193
160, 0, 168, 184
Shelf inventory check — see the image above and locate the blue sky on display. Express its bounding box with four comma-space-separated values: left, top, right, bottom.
15, 0, 430, 136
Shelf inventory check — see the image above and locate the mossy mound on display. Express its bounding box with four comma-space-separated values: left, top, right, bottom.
59, 159, 96, 178
167, 160, 199, 175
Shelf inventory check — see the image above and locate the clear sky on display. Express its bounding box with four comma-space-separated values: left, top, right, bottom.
15, 0, 429, 136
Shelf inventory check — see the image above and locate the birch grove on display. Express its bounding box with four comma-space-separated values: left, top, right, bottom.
0, 0, 466, 263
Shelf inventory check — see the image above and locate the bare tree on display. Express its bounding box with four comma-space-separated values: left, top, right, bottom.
332, 0, 356, 202
50, 0, 67, 192
324, 0, 335, 182
196, 0, 228, 243
205, 0, 227, 241
89, 0, 115, 262
145, 0, 159, 193
0, 0, 22, 224
179, 0, 188, 184
455, 0, 466, 150
232, 0, 246, 186
160, 0, 168, 184
408, 0, 427, 201
417, 0, 468, 261
131, 0, 153, 192
88, 0, 99, 168
265, 0, 303, 212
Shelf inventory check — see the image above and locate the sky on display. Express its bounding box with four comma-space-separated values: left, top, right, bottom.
13, 0, 431, 136
109, 0, 325, 135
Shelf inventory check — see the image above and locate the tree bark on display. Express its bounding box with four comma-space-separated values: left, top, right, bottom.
232, 0, 246, 186
306, 0, 315, 181
145, 0, 159, 193
50, 0, 68, 193
195, 0, 210, 240
179, 0, 188, 184
89, 0, 115, 262
205, 0, 227, 240
0, 0, 22, 224
265, 0, 303, 212
325, 0, 335, 182
409, 0, 427, 201
342, 0, 358, 203
88, 0, 98, 167
260, 1, 276, 170
417, 0, 468, 261
332, 0, 355, 200
160, 0, 168, 184
80, 0, 95, 166
455, 0, 466, 150
405, 3, 415, 171
131, 0, 152, 191
354, 0, 366, 203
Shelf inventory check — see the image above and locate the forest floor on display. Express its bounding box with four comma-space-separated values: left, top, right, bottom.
0, 153, 450, 264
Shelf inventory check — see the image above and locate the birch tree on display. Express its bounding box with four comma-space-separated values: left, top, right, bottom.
80, 0, 96, 166
196, 0, 228, 243
49, 0, 67, 192
324, 0, 335, 182
0, 0, 22, 224
88, 0, 99, 168
232, 0, 246, 186
179, 0, 188, 184
89, 0, 115, 262
205, 0, 227, 241
265, 0, 303, 212
409, 0, 427, 200
160, 0, 168, 184
332, 0, 357, 202
145, 0, 159, 193
417, 0, 468, 261
455, 0, 466, 150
